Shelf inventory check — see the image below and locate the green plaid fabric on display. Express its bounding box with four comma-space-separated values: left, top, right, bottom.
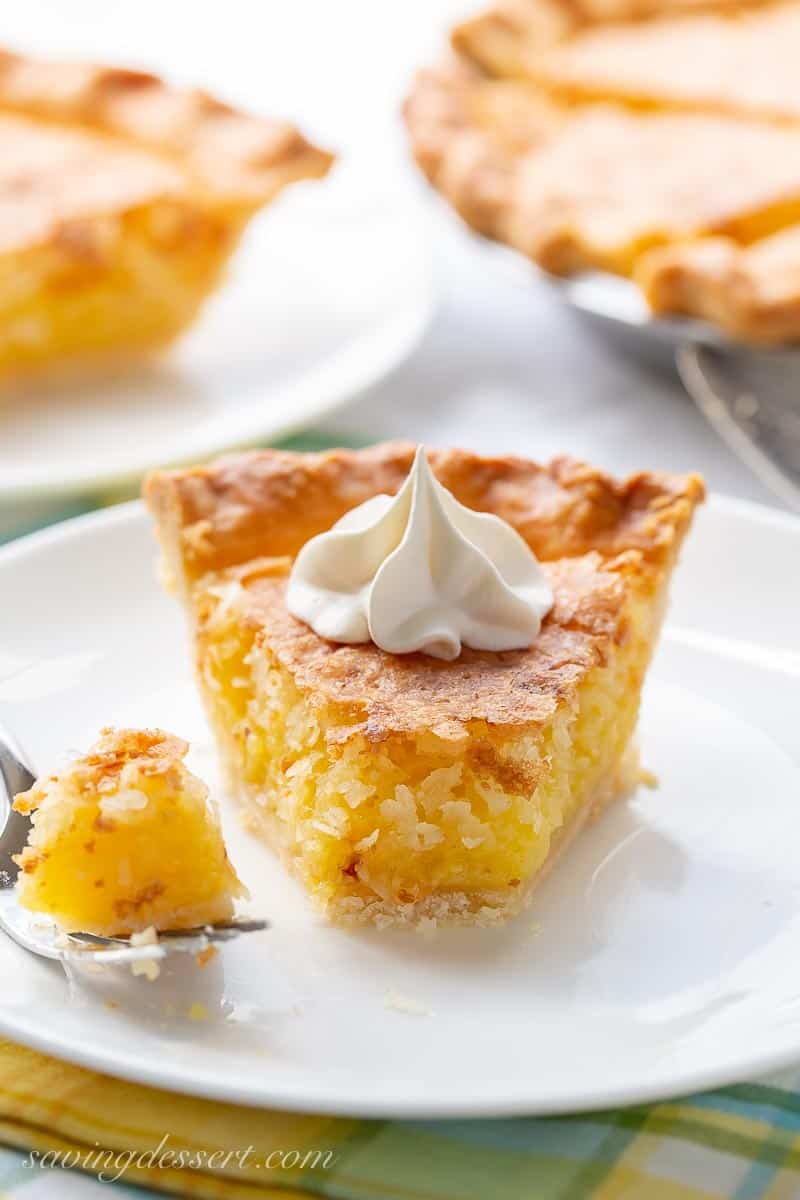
3, 432, 800, 1200
4, 1071, 800, 1198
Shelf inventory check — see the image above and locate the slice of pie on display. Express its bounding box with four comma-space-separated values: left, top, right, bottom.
636, 229, 800, 344
145, 443, 703, 927
406, 63, 800, 277
0, 48, 332, 374
13, 727, 246, 936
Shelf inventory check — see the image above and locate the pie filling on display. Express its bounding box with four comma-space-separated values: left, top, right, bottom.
192, 578, 659, 925
14, 728, 245, 936
0, 202, 243, 372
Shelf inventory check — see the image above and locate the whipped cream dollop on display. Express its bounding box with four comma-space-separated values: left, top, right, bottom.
286, 447, 554, 661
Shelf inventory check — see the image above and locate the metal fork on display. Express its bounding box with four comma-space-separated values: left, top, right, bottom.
0, 726, 267, 966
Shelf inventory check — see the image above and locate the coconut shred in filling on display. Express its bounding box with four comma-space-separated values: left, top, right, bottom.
287, 446, 554, 661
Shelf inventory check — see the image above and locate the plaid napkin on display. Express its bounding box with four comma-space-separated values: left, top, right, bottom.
4, 433, 800, 1199
2, 1039, 800, 1198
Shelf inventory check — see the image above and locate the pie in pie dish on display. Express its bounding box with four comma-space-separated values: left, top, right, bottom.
407, 69, 800, 278
0, 48, 332, 374
145, 443, 703, 926
13, 727, 246, 935
406, 0, 800, 343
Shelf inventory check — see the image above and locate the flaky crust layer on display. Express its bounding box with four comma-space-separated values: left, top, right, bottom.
451, 0, 778, 85
405, 63, 800, 279
204, 552, 630, 743
636, 230, 800, 344
520, 0, 800, 125
403, 65, 562, 242
13, 727, 190, 815
146, 443, 703, 743
0, 48, 333, 211
411, 1, 800, 342
144, 441, 704, 591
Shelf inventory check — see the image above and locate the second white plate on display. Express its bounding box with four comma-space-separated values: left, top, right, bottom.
0, 170, 434, 502
0, 495, 798, 1117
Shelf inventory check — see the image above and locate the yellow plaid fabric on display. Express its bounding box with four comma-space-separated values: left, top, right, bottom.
3, 1037, 800, 1198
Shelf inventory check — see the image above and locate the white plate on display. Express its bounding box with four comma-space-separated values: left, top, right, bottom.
0, 170, 434, 502
0, 496, 799, 1117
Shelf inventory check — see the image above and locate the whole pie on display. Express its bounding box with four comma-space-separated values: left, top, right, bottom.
145, 443, 703, 926
406, 0, 800, 343
0, 48, 332, 374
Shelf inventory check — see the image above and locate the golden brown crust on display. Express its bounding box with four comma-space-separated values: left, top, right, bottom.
146, 443, 703, 743
13, 727, 188, 814
406, 62, 800, 280
403, 66, 562, 240
210, 551, 635, 743
0, 49, 333, 211
526, 1, 800, 125
505, 107, 800, 277
453, 0, 575, 78
636, 230, 800, 344
452, 0, 772, 80
144, 441, 705, 592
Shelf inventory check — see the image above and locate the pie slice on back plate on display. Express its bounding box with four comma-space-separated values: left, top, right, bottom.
0, 47, 332, 374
